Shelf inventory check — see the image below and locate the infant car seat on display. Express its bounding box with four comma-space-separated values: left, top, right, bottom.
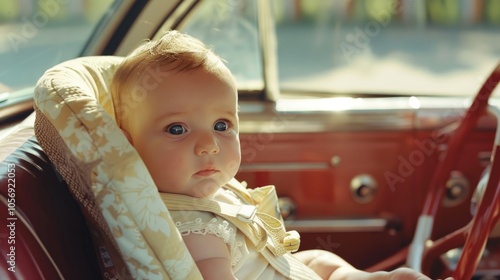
33, 56, 203, 279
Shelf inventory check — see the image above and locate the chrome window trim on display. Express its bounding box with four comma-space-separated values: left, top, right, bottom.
238, 96, 500, 133
257, 0, 280, 102
239, 110, 414, 133
115, 0, 192, 56
81, 0, 136, 55
82, 0, 195, 56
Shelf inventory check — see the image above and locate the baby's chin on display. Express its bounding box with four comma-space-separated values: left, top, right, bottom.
188, 181, 226, 198
156, 176, 232, 198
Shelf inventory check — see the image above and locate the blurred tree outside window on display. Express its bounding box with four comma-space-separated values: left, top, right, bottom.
272, 0, 500, 97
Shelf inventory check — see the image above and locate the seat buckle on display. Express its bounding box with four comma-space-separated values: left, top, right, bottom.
237, 205, 256, 223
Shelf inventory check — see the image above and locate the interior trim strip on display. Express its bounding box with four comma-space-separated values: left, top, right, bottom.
284, 218, 387, 233
239, 162, 329, 171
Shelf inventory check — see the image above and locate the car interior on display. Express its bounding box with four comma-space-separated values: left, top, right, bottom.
0, 113, 102, 280
1, 54, 499, 280
1, 1, 500, 279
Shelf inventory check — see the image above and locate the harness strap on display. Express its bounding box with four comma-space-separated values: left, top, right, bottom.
161, 193, 271, 253
159, 187, 321, 280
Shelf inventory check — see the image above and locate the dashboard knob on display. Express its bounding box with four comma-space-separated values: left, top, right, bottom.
350, 174, 377, 203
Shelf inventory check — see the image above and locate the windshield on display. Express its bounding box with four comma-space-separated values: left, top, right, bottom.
273, 1, 500, 97
180, 0, 262, 91
0, 0, 113, 93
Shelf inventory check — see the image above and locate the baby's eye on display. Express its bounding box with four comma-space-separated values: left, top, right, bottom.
214, 121, 229, 131
166, 124, 187, 135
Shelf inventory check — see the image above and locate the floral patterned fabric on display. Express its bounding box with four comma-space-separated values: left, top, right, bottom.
33, 56, 202, 280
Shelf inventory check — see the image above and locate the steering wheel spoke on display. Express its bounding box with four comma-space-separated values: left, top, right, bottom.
407, 63, 500, 278
452, 145, 500, 279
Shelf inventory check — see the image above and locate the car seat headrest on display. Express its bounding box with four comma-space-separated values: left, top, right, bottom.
33, 56, 202, 279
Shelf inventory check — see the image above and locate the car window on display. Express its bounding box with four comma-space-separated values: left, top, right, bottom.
272, 0, 500, 97
0, 0, 114, 93
177, 0, 263, 91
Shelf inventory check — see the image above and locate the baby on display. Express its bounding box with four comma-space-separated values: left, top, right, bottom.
111, 30, 450, 280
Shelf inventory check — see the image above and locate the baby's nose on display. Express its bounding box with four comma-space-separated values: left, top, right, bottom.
195, 132, 219, 155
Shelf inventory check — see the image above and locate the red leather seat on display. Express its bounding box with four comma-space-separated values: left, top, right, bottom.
0, 113, 102, 279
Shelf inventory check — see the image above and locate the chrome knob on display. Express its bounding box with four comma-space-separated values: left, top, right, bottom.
278, 197, 296, 220
350, 174, 377, 203
444, 171, 469, 207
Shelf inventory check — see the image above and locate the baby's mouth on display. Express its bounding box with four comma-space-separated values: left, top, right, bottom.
194, 169, 219, 177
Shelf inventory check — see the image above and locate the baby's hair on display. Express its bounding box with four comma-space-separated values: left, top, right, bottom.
111, 30, 223, 127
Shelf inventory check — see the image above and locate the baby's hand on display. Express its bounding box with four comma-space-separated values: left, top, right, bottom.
387, 267, 454, 280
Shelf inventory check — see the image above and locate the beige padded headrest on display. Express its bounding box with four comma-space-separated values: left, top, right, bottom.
33, 56, 202, 279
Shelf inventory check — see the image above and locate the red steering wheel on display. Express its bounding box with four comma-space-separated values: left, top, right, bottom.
406, 63, 500, 279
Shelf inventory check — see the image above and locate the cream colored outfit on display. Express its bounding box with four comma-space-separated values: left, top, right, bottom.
161, 180, 322, 280
170, 209, 286, 279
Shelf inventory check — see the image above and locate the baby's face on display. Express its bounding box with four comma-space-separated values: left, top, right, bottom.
124, 65, 241, 198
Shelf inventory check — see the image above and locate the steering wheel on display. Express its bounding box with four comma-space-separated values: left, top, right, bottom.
406, 63, 500, 279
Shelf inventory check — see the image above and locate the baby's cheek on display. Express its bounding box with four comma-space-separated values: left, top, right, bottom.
226, 144, 242, 176
225, 160, 240, 176
148, 152, 183, 177
162, 157, 186, 177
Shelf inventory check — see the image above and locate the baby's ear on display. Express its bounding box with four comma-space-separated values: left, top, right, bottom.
120, 128, 133, 144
